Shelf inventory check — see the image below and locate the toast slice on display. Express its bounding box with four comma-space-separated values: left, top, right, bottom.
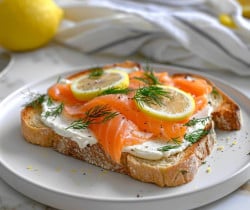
20, 62, 241, 187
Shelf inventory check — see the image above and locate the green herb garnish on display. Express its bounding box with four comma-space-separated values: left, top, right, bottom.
66, 105, 119, 130
184, 117, 210, 127
66, 119, 90, 130
171, 137, 181, 144
56, 76, 62, 83
25, 94, 46, 108
184, 129, 209, 144
47, 97, 53, 106
134, 63, 160, 85
211, 87, 219, 95
44, 103, 64, 118
157, 144, 181, 152
88, 68, 104, 78
85, 105, 118, 121
134, 86, 170, 107
100, 87, 132, 95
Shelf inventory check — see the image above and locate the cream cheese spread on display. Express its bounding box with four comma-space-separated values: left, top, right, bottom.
41, 101, 97, 148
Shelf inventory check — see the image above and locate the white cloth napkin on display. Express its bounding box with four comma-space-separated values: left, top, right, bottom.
55, 0, 250, 75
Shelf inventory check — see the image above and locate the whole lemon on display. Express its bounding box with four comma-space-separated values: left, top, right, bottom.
238, 0, 250, 18
0, 0, 63, 51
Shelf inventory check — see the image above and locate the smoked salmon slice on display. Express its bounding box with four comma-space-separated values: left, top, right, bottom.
172, 75, 212, 96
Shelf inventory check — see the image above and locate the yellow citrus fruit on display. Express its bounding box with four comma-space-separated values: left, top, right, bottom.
0, 0, 63, 51
71, 69, 130, 101
219, 14, 237, 28
242, 5, 250, 18
135, 85, 195, 121
238, 0, 250, 18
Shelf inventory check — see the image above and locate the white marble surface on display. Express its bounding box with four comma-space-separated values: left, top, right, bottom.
0, 43, 249, 209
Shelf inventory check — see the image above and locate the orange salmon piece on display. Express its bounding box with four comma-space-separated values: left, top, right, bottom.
90, 114, 150, 162
48, 83, 82, 105
173, 76, 212, 96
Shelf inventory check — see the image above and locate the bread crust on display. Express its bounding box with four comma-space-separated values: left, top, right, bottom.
20, 62, 241, 187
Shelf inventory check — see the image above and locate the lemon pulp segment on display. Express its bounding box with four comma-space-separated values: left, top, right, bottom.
71, 69, 129, 101
136, 86, 195, 121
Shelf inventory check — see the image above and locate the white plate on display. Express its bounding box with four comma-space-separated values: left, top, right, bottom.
0, 64, 249, 210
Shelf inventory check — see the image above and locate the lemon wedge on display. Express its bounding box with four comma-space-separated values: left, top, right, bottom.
135, 85, 195, 121
71, 69, 129, 101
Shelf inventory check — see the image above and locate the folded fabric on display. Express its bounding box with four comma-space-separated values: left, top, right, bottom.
55, 0, 250, 75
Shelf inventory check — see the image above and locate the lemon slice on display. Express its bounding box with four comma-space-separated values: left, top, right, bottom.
71, 69, 129, 100
135, 85, 195, 121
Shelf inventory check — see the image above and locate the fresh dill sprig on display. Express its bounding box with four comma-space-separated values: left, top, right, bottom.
88, 67, 104, 78
184, 117, 210, 127
211, 87, 219, 95
25, 93, 46, 108
134, 86, 170, 107
102, 111, 119, 122
100, 87, 132, 95
134, 63, 160, 85
47, 97, 53, 106
85, 105, 118, 120
171, 137, 181, 144
56, 76, 62, 83
44, 103, 64, 118
66, 119, 90, 130
66, 105, 119, 130
144, 63, 160, 85
157, 144, 181, 152
184, 129, 209, 144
